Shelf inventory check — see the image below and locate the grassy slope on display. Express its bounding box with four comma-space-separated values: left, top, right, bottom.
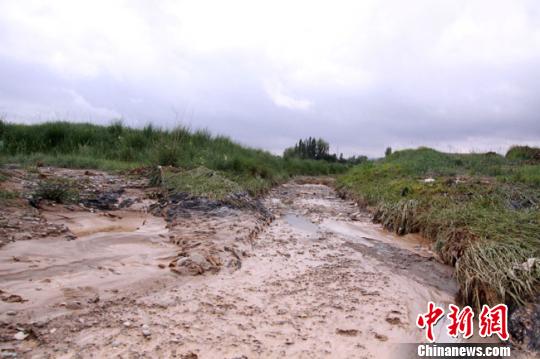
0, 120, 346, 196
337, 147, 540, 309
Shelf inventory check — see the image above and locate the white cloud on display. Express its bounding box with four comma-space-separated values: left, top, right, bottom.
264, 80, 312, 110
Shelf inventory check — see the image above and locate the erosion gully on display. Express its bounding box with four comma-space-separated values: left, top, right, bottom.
0, 180, 522, 358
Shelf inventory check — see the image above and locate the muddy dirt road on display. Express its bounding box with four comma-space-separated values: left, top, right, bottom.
1, 180, 506, 358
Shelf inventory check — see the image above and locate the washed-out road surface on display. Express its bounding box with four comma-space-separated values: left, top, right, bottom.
1, 178, 513, 358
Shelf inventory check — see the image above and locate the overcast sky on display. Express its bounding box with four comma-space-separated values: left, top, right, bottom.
1, 0, 539, 157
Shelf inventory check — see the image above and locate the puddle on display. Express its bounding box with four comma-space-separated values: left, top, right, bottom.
0, 211, 173, 321
43, 209, 154, 237
320, 219, 376, 247
321, 219, 434, 256
283, 213, 319, 235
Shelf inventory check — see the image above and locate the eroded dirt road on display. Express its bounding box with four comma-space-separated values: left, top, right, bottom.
1, 179, 503, 358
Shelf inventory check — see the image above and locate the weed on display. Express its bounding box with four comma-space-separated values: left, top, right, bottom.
33, 178, 79, 204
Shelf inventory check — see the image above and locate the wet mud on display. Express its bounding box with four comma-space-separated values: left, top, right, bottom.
0, 171, 533, 358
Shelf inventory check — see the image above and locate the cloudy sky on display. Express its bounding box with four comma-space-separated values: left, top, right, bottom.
1, 0, 539, 157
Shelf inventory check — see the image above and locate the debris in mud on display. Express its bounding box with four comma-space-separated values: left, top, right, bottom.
170, 253, 213, 275
80, 189, 124, 210
150, 179, 273, 277
180, 352, 198, 359
336, 328, 360, 336
152, 190, 270, 220
385, 316, 401, 325
0, 205, 72, 247
0, 290, 27, 303
509, 296, 540, 351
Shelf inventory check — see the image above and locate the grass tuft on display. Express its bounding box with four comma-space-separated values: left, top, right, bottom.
32, 178, 79, 204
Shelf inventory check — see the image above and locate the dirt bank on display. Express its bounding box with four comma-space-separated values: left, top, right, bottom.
0, 173, 533, 358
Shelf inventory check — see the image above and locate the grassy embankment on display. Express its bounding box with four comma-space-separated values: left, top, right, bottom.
337, 146, 539, 310
0, 120, 346, 198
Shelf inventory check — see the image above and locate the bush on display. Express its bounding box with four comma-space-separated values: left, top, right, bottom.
33, 178, 79, 204
506, 145, 540, 163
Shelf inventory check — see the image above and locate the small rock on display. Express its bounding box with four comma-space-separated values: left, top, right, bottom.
6, 311, 16, 316
123, 321, 132, 328
14, 331, 28, 340
141, 324, 151, 337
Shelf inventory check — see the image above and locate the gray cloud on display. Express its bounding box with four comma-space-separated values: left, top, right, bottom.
0, 0, 539, 157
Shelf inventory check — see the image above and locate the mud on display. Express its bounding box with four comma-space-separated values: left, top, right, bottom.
0, 171, 534, 358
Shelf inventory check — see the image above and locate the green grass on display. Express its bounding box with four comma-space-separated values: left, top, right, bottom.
32, 178, 80, 204
337, 147, 540, 309
0, 189, 18, 201
0, 120, 348, 197
506, 145, 540, 163
161, 166, 244, 200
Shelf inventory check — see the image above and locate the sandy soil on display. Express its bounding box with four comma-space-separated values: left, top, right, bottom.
0, 179, 526, 358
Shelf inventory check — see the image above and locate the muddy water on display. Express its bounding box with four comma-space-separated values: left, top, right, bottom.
0, 182, 510, 358
0, 209, 176, 322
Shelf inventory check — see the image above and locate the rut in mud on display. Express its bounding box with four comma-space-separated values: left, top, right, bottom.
1, 179, 503, 358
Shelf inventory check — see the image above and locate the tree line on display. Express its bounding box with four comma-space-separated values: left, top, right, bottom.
283, 137, 367, 165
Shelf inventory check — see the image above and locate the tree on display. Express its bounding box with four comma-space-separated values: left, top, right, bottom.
385, 147, 392, 157
283, 137, 332, 161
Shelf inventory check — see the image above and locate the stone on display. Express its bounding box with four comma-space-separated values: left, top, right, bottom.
141, 324, 151, 337
14, 331, 28, 340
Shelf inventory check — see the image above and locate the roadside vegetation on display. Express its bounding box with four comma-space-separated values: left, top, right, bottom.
0, 120, 347, 196
337, 146, 540, 310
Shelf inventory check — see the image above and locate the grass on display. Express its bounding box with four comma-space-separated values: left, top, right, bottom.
160, 166, 244, 200
32, 178, 80, 204
0, 120, 347, 197
0, 189, 18, 202
506, 145, 540, 163
337, 147, 540, 309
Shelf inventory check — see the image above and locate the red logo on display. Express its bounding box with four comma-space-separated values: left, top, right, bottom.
478, 304, 509, 341
447, 304, 474, 339
417, 302, 508, 342
416, 302, 445, 342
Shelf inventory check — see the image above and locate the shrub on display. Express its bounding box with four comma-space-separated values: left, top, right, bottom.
506, 145, 540, 163
33, 178, 79, 204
